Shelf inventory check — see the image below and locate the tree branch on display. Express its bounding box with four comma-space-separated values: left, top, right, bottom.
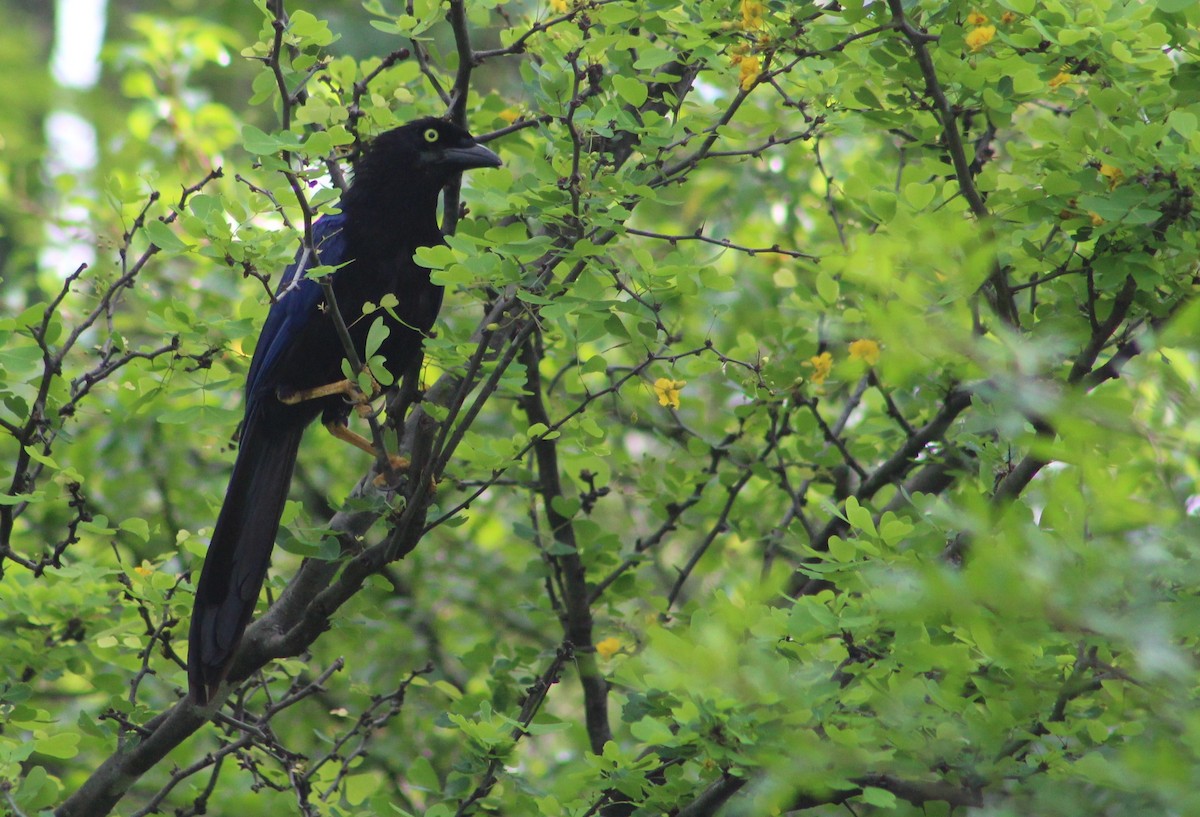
884, 0, 1017, 325
518, 333, 612, 755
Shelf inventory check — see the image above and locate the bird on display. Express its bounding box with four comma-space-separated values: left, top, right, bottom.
187, 117, 501, 704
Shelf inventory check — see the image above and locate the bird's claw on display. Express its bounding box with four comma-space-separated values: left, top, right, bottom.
372, 455, 411, 488
371, 459, 439, 495
347, 376, 383, 417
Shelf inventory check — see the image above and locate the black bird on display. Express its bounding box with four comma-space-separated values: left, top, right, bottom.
188, 118, 501, 704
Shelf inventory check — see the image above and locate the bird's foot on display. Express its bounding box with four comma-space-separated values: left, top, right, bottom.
278, 376, 381, 415
372, 455, 411, 488
348, 376, 382, 418
323, 420, 385, 459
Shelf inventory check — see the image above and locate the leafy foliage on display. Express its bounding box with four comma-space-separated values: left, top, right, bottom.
1, 0, 1199, 815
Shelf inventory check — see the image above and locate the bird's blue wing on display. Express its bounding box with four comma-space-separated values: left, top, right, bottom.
244, 213, 348, 402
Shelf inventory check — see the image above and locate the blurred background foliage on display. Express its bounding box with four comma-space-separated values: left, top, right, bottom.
2, 0, 1200, 815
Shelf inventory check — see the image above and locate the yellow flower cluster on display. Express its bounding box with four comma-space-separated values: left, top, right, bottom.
655, 341, 882, 401
848, 338, 881, 366
654, 377, 686, 409
803, 339, 882, 386
964, 9, 995, 53
1049, 66, 1072, 89
807, 352, 833, 385
728, 1, 767, 90
740, 0, 765, 30
1099, 162, 1124, 189
595, 637, 621, 659
549, 0, 569, 12
966, 26, 996, 52
736, 54, 762, 90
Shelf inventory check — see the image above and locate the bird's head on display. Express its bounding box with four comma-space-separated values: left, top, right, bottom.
352, 117, 502, 194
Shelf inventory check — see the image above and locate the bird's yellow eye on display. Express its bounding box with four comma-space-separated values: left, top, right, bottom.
423, 128, 439, 143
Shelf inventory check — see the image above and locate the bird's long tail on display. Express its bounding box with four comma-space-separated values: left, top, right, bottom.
188, 410, 305, 704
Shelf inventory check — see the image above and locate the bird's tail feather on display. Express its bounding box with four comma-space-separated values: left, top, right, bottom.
188, 411, 305, 703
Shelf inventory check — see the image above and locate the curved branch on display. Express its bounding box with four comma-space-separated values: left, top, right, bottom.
884, 0, 1018, 325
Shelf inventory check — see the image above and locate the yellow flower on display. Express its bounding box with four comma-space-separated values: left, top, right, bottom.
498, 108, 519, 124
1048, 69, 1072, 89
1088, 211, 1104, 226
1000, 11, 1017, 24
653, 378, 686, 409
1099, 163, 1124, 189
848, 339, 881, 366
737, 54, 761, 90
134, 565, 154, 577
549, 0, 569, 11
741, 0, 765, 29
596, 637, 621, 659
805, 352, 833, 385
966, 10, 988, 26
965, 24, 995, 52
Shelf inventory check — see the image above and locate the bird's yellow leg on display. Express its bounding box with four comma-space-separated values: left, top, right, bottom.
278, 376, 381, 418
324, 420, 379, 457
323, 421, 410, 475
278, 378, 360, 404
283, 382, 411, 480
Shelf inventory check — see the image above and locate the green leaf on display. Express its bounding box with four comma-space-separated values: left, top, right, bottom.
365, 316, 390, 358
844, 497, 877, 538
407, 756, 440, 792
861, 786, 897, 808
903, 181, 935, 210
143, 219, 190, 252
241, 124, 303, 155
613, 75, 649, 107
433, 680, 461, 701
550, 495, 581, 519
414, 244, 456, 269
368, 355, 395, 386
524, 715, 572, 735
0, 491, 43, 506
23, 447, 58, 469
629, 717, 675, 744
288, 9, 337, 46
120, 518, 150, 542
343, 772, 382, 805
1000, 0, 1034, 13
827, 535, 856, 563
1168, 110, 1197, 138
0, 344, 43, 379
14, 766, 59, 811
867, 190, 897, 222
33, 732, 80, 760
15, 302, 47, 329
242, 124, 281, 155
816, 271, 839, 304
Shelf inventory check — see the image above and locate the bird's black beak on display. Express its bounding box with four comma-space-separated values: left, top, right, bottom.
438, 142, 503, 170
